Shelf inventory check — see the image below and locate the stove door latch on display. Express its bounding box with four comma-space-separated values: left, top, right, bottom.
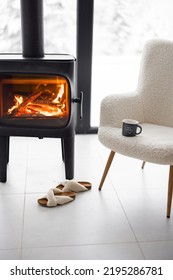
73, 91, 83, 119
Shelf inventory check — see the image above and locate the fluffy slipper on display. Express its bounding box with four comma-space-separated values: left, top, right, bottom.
56, 180, 92, 193
37, 188, 76, 207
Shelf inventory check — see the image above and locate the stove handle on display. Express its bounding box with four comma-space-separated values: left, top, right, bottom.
73, 91, 83, 119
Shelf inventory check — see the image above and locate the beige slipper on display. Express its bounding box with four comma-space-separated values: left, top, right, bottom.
37, 188, 76, 207
56, 180, 92, 193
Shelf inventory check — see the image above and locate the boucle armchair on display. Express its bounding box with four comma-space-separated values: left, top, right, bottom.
98, 39, 173, 218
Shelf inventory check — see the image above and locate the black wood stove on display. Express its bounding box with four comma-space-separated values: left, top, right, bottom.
0, 0, 81, 182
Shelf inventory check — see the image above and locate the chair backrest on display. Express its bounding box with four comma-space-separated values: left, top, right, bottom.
137, 39, 173, 127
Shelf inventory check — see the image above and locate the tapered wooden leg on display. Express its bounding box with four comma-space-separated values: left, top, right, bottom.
99, 150, 115, 190
141, 161, 146, 169
167, 165, 173, 218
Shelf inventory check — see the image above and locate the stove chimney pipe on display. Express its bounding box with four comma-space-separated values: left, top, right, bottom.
20, 0, 44, 58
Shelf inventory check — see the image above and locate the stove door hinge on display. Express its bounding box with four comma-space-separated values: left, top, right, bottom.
73, 91, 83, 119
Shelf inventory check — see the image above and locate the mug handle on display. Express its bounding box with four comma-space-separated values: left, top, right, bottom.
136, 125, 142, 135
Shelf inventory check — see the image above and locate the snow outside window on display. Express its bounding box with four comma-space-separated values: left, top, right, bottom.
0, 0, 76, 55
91, 0, 173, 126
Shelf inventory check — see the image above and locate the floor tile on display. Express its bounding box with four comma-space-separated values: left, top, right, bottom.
25, 159, 65, 193
139, 240, 173, 260
9, 137, 29, 162
75, 135, 101, 159
27, 138, 62, 161
109, 155, 168, 190
0, 249, 21, 260
0, 137, 28, 194
22, 191, 136, 249
0, 194, 24, 250
74, 156, 114, 191
117, 188, 173, 241
22, 242, 144, 260
0, 159, 28, 195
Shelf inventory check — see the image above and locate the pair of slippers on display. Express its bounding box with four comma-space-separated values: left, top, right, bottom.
37, 180, 92, 207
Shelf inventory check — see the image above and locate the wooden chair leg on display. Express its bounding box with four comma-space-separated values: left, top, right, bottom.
167, 165, 173, 218
99, 150, 115, 190
141, 161, 146, 169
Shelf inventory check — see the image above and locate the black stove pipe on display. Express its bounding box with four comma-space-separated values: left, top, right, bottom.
20, 0, 44, 58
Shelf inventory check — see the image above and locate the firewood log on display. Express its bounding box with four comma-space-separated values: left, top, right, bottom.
10, 84, 47, 117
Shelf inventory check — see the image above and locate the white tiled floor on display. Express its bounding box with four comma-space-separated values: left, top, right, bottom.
0, 134, 173, 260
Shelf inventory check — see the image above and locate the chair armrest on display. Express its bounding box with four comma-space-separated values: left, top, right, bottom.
100, 92, 144, 127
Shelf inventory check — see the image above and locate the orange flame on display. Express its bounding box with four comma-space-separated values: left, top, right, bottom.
7, 77, 69, 118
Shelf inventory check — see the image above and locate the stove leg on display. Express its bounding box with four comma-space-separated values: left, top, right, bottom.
63, 136, 74, 179
61, 138, 65, 163
0, 136, 9, 182
6, 137, 10, 164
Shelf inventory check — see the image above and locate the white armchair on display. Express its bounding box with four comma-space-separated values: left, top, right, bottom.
98, 39, 173, 218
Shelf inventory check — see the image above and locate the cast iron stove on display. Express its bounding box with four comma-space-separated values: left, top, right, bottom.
0, 0, 81, 183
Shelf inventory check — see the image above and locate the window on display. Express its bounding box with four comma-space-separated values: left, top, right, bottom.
91, 0, 173, 126
44, 0, 76, 55
0, 0, 76, 56
0, 0, 21, 53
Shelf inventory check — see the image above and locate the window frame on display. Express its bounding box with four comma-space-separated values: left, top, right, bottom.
76, 0, 98, 134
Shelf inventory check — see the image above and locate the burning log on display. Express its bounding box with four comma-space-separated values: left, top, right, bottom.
9, 84, 47, 117
27, 103, 63, 116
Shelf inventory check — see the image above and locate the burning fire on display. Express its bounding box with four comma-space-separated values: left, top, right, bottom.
7, 79, 69, 118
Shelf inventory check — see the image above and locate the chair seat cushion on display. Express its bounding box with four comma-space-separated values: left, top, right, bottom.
98, 123, 173, 165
